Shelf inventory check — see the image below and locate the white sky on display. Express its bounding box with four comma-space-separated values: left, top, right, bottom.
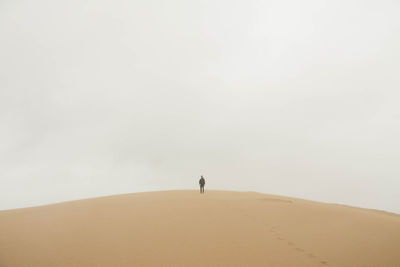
1, 0, 400, 212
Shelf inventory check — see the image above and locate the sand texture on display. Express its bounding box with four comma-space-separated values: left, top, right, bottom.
1, 190, 399, 267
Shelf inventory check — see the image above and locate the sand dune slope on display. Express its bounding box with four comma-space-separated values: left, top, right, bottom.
1, 190, 399, 267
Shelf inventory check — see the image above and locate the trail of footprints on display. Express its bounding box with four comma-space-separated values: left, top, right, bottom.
220, 201, 332, 267
267, 224, 331, 267
232, 206, 331, 267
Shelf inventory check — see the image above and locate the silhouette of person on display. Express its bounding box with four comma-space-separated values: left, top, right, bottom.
199, 175, 205, 194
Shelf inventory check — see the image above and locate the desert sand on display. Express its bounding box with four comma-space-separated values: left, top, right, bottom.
1, 190, 399, 267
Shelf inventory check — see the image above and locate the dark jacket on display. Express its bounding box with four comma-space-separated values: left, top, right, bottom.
199, 178, 205, 186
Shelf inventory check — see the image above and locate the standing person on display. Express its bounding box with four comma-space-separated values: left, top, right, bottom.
199, 175, 205, 194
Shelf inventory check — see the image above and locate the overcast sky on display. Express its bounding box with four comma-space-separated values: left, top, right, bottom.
1, 0, 399, 212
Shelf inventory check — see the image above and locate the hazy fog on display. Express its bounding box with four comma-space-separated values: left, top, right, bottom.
1, 0, 399, 212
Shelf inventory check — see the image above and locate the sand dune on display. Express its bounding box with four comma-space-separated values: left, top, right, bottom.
1, 190, 399, 267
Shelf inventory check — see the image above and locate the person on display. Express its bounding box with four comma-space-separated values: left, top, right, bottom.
199, 175, 205, 194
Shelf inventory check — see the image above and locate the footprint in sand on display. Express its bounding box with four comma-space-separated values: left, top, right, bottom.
260, 198, 292, 203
